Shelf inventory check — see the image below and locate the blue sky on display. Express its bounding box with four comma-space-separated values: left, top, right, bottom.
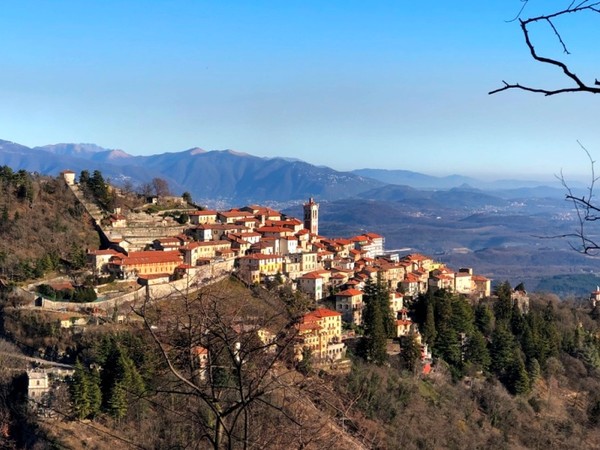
1, 1, 599, 181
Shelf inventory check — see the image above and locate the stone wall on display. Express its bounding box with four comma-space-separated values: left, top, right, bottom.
32, 259, 235, 311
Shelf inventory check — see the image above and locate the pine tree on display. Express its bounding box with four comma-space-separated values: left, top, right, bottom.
108, 382, 128, 420
508, 353, 531, 395
490, 325, 516, 381
494, 281, 513, 326
450, 296, 475, 336
474, 303, 494, 337
70, 360, 91, 419
527, 357, 541, 382
88, 370, 102, 418
464, 329, 491, 372
362, 277, 392, 365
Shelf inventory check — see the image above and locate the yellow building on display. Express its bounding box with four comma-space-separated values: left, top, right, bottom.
237, 254, 284, 284
108, 251, 183, 279
182, 240, 232, 265
296, 308, 344, 361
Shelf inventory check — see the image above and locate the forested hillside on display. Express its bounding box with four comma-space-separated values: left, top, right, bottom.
0, 167, 99, 282
3, 276, 600, 449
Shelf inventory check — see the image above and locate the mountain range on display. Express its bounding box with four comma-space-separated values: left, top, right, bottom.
0, 138, 576, 208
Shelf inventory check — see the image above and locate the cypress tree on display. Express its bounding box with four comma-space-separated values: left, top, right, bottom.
363, 278, 388, 365
423, 299, 437, 345
400, 331, 422, 374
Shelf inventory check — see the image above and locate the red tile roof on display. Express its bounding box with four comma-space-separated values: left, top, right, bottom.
110, 251, 182, 266
303, 308, 341, 322
337, 289, 363, 297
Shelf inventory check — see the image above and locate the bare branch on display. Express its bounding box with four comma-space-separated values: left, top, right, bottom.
490, 3, 600, 95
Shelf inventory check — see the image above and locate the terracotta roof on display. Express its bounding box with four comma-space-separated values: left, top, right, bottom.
192, 346, 209, 355
303, 308, 341, 321
111, 251, 182, 266
472, 275, 489, 282
403, 253, 431, 262
404, 273, 420, 283
49, 281, 74, 291
337, 289, 363, 297
299, 272, 323, 280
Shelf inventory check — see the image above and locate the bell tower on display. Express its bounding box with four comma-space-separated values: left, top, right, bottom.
303, 197, 319, 235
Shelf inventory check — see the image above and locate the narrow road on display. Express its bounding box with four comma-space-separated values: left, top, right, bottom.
0, 351, 74, 369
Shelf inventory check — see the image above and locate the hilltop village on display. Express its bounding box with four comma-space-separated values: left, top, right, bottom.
7, 169, 600, 449
51, 170, 493, 368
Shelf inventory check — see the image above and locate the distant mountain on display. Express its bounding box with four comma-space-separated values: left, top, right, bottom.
352, 168, 478, 189
0, 139, 383, 206
0, 138, 578, 208
356, 184, 510, 209
352, 168, 572, 193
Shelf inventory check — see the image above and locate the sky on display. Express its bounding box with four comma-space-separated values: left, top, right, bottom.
1, 1, 599, 181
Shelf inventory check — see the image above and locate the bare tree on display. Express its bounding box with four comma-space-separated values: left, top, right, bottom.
553, 142, 600, 254
489, 1, 600, 96
490, 2, 600, 254
152, 177, 171, 198
134, 281, 341, 449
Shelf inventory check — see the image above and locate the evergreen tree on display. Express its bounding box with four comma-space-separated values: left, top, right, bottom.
494, 281, 513, 325
362, 278, 389, 365
88, 369, 102, 418
422, 299, 437, 345
70, 243, 88, 270
450, 296, 475, 336
79, 170, 90, 186
100, 340, 146, 417
464, 329, 491, 372
474, 303, 494, 337
399, 331, 422, 374
70, 360, 91, 419
490, 324, 517, 382
510, 302, 526, 338
108, 382, 128, 420
507, 353, 531, 395
527, 357, 541, 382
